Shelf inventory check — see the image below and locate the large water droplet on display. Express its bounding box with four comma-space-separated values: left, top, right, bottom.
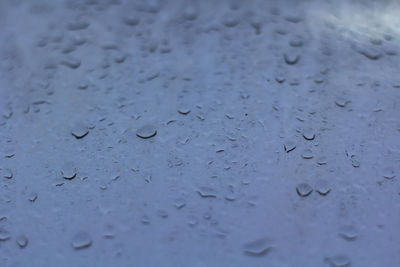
136, 125, 157, 139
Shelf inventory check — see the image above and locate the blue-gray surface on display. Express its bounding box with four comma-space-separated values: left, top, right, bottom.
0, 0, 400, 266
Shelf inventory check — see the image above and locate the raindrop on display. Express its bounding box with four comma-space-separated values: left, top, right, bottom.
351, 156, 360, 168
302, 128, 315, 141
284, 141, 296, 153
29, 192, 38, 202
382, 167, 395, 180
72, 231, 92, 249
315, 180, 331, 196
243, 237, 273, 257
275, 76, 286, 83
296, 183, 313, 197
4, 168, 13, 179
289, 37, 303, 47
324, 254, 351, 267
197, 186, 217, 198
61, 57, 81, 69
157, 210, 168, 218
317, 156, 328, 165
0, 227, 11, 241
301, 149, 313, 159
284, 53, 300, 65
136, 125, 157, 139
141, 216, 150, 225
71, 123, 89, 139
174, 199, 186, 209
177, 107, 191, 115
339, 226, 358, 241
335, 97, 350, 108
358, 47, 382, 60
16, 235, 29, 248
61, 162, 77, 180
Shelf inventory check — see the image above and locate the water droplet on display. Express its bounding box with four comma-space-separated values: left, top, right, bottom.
177, 107, 191, 115
301, 149, 313, 159
197, 186, 217, 198
317, 156, 328, 165
61, 162, 77, 180
351, 156, 360, 168
29, 192, 38, 202
302, 128, 315, 141
0, 227, 10, 241
142, 215, 151, 225
383, 167, 396, 180
339, 226, 358, 241
315, 180, 331, 196
16, 235, 29, 248
335, 97, 350, 108
71, 123, 89, 139
284, 141, 296, 153
72, 231, 92, 250
325, 254, 351, 267
284, 53, 300, 65
243, 237, 273, 257
61, 57, 81, 69
296, 183, 313, 197
289, 36, 303, 47
4, 168, 13, 179
358, 47, 382, 60
136, 125, 157, 139
157, 210, 168, 218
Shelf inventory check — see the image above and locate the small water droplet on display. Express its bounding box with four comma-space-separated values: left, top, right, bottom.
177, 107, 191, 115
301, 149, 313, 159
325, 254, 351, 267
61, 162, 77, 180
136, 125, 157, 139
16, 235, 29, 248
383, 167, 395, 180
4, 168, 13, 179
302, 128, 315, 141
284, 53, 300, 65
61, 57, 81, 69
335, 97, 350, 108
197, 186, 217, 198
243, 237, 273, 257
339, 225, 358, 241
284, 141, 296, 153
296, 183, 313, 197
315, 179, 331, 196
71, 123, 89, 139
29, 192, 38, 202
0, 227, 11, 241
72, 231, 92, 249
